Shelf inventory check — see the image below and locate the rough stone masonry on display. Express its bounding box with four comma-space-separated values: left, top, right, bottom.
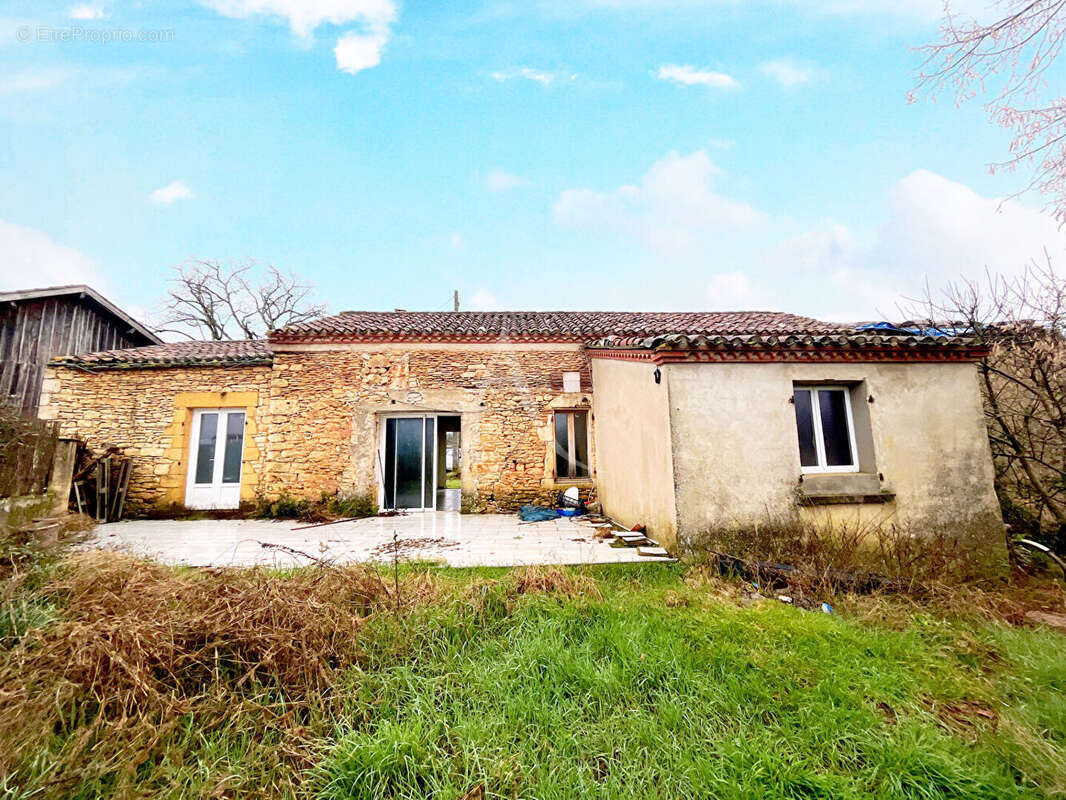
39, 344, 596, 514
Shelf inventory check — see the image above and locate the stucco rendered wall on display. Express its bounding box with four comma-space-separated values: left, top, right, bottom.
663, 360, 1003, 554
38, 365, 271, 512
590, 358, 678, 549
265, 344, 595, 509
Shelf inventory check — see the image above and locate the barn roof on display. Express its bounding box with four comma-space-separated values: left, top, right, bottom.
0, 285, 161, 345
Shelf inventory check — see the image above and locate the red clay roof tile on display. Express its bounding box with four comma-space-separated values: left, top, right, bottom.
270, 310, 846, 341
51, 339, 272, 369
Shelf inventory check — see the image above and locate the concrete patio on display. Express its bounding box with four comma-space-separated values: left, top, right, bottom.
86, 512, 674, 568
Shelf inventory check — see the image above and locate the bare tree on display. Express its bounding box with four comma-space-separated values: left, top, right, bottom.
157, 259, 326, 340
913, 257, 1066, 546
914, 1, 1066, 221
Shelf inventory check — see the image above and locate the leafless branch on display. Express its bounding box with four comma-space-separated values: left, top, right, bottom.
154, 259, 326, 340
914, 1, 1066, 221
906, 257, 1066, 534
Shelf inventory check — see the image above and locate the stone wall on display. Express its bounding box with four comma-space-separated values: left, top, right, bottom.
39, 344, 596, 513
39, 365, 271, 512
264, 344, 595, 509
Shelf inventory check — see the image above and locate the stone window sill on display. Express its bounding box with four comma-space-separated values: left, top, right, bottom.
797, 472, 893, 506
551, 478, 593, 488
798, 491, 895, 506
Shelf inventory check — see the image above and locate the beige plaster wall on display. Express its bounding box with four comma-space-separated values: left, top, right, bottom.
663, 360, 1003, 554
590, 358, 678, 548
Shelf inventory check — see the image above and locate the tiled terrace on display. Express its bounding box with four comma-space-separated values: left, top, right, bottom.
87, 512, 673, 568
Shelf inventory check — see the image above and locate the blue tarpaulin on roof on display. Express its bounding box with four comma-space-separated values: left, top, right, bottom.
856, 322, 959, 337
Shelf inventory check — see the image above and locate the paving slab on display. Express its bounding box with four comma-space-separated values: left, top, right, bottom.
637, 546, 672, 558
85, 513, 676, 568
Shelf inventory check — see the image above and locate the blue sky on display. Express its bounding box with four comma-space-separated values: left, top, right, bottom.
2, 0, 1065, 327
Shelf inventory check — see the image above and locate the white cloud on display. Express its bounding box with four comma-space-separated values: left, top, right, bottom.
200, 0, 396, 38
484, 168, 529, 192
552, 147, 1064, 319
68, 4, 105, 19
759, 59, 815, 87
875, 169, 1066, 281
490, 67, 574, 86
657, 64, 739, 89
770, 170, 1066, 319
334, 29, 388, 73
802, 0, 989, 18
199, 0, 397, 74
150, 179, 194, 205
554, 149, 762, 257
467, 289, 499, 311
449, 231, 465, 250
0, 219, 105, 291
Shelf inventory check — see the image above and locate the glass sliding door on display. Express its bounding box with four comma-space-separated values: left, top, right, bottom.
394, 417, 424, 508
420, 417, 433, 508
382, 415, 438, 510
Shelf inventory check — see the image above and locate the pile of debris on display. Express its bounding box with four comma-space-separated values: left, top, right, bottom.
516, 499, 675, 561
71, 446, 131, 522
583, 516, 673, 559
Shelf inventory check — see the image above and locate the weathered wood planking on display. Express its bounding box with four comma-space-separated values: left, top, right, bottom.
0, 290, 157, 412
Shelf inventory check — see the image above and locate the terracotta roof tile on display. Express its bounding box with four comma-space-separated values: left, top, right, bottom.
271, 310, 846, 342
586, 331, 986, 354
51, 339, 272, 369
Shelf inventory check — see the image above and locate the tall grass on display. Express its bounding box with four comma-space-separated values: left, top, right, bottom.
1, 553, 1063, 799
692, 515, 1009, 594
316, 569, 1065, 800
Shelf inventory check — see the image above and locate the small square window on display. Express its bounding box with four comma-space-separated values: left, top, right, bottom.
554, 410, 589, 479
562, 371, 581, 392
793, 386, 858, 472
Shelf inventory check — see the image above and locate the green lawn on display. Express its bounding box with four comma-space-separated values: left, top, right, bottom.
316, 567, 1065, 800
2, 557, 1064, 799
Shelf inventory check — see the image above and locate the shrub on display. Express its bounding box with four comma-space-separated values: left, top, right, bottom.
330, 492, 378, 519
253, 491, 379, 522
254, 491, 313, 520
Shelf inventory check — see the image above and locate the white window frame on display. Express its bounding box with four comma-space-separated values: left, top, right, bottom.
185, 408, 247, 509
794, 385, 859, 474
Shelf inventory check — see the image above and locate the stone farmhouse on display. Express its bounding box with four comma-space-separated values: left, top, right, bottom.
38, 310, 1002, 553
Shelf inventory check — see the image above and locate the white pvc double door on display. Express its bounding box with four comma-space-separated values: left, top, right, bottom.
186, 408, 246, 509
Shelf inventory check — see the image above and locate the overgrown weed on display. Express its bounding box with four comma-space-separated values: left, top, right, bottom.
2, 545, 1063, 799
508, 565, 601, 600
693, 515, 1012, 600
0, 550, 419, 798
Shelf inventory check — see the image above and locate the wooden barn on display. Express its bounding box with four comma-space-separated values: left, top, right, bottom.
0, 285, 160, 412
